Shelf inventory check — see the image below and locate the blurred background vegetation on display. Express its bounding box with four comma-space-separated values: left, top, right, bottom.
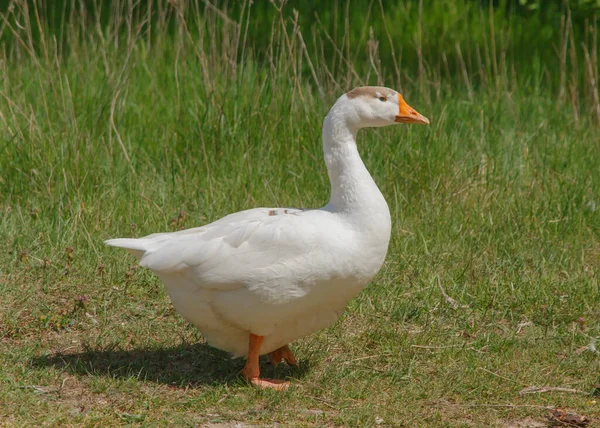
1, 0, 599, 223
1, 0, 599, 104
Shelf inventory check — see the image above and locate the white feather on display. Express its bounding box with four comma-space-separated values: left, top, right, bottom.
103, 87, 426, 357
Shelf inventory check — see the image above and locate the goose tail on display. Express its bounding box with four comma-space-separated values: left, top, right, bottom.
104, 238, 148, 260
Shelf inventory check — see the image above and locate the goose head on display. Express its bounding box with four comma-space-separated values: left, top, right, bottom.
343, 86, 429, 129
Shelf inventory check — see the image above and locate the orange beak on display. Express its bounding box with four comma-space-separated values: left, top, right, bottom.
395, 94, 430, 125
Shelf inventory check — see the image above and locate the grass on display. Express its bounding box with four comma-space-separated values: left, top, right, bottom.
1, 0, 600, 426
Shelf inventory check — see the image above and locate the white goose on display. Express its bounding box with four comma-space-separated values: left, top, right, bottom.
105, 87, 429, 389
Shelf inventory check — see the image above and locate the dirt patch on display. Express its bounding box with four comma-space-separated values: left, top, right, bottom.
501, 418, 546, 428
203, 424, 253, 428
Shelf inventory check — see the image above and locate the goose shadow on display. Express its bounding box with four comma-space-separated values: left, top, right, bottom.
31, 342, 311, 387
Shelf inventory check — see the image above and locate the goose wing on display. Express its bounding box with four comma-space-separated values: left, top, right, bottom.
107, 208, 352, 292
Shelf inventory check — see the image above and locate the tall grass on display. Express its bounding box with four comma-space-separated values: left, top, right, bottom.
0, 1, 599, 426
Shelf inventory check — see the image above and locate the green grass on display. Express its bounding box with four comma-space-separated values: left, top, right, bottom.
1, 1, 600, 426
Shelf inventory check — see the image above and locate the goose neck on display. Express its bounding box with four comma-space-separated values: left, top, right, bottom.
321, 106, 388, 216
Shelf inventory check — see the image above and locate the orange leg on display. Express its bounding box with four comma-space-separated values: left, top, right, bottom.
240, 334, 289, 390
268, 345, 298, 367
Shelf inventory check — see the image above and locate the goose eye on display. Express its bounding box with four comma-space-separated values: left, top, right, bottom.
378, 96, 387, 102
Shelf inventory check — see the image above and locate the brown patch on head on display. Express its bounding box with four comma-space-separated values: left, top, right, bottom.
268, 210, 276, 216
346, 86, 395, 100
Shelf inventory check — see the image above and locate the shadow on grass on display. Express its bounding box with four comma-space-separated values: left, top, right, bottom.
31, 343, 311, 387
